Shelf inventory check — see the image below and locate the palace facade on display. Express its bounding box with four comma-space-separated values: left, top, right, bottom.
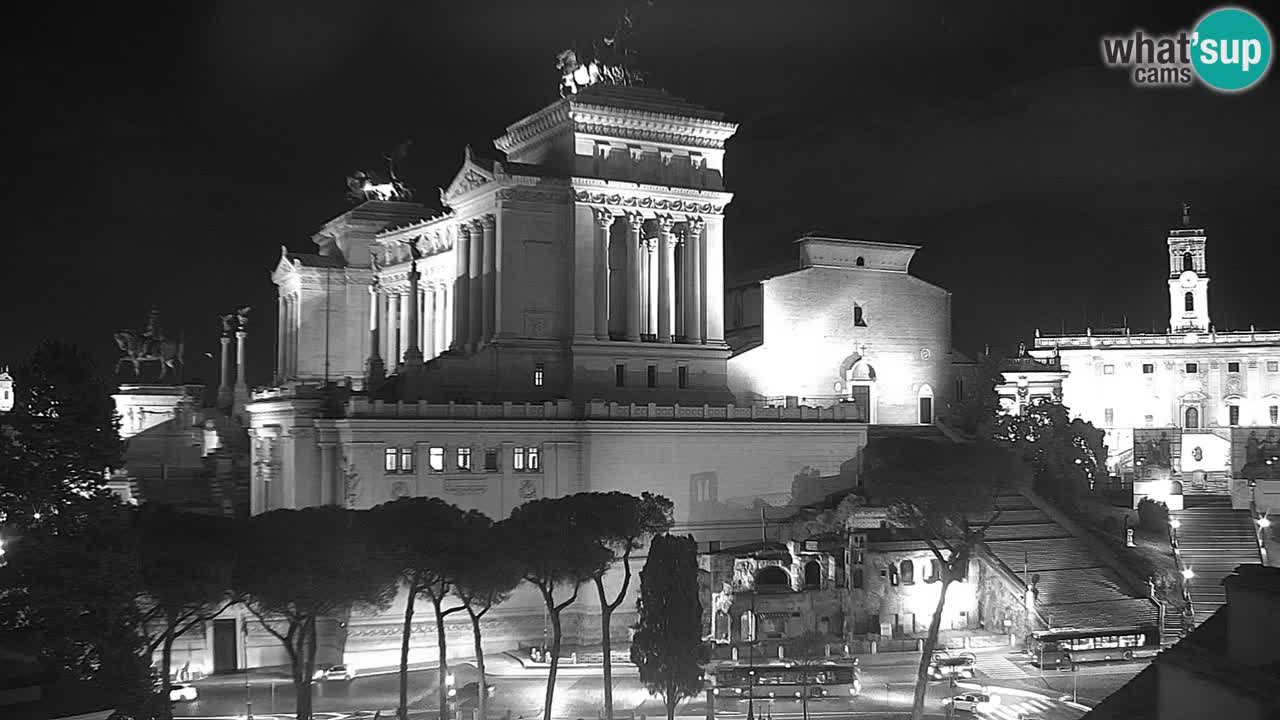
1022, 211, 1280, 510
225, 82, 962, 673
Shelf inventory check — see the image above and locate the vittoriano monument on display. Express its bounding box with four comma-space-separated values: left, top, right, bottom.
556, 0, 652, 96
346, 140, 414, 204
114, 307, 185, 382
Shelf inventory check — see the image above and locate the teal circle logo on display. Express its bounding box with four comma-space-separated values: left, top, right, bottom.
1192, 6, 1273, 92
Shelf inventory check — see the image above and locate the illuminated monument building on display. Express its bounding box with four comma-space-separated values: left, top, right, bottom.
236, 65, 958, 671
1019, 206, 1280, 510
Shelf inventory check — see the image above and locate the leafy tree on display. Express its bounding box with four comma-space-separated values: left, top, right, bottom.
0, 340, 123, 530
504, 496, 612, 720
236, 507, 398, 720
950, 351, 1003, 438
992, 398, 1107, 509
451, 517, 523, 720
630, 534, 707, 720
860, 437, 1029, 720
370, 497, 481, 720
575, 492, 674, 720
0, 496, 153, 714
135, 505, 238, 720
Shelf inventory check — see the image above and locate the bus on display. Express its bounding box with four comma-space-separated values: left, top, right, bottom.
1029, 626, 1161, 668
711, 662, 861, 708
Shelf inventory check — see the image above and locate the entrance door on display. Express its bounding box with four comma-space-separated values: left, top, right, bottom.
919, 397, 933, 424
848, 385, 871, 422
213, 619, 238, 673
1185, 406, 1200, 429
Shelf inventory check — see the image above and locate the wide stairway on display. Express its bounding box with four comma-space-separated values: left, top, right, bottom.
1173, 497, 1262, 626
982, 495, 1160, 631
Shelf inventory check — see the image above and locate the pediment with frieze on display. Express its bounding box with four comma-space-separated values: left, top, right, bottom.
441, 147, 495, 204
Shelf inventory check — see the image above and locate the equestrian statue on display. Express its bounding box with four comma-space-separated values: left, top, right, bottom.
114, 307, 185, 382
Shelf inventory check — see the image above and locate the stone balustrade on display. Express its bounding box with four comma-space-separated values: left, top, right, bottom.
338, 397, 867, 422
1036, 329, 1280, 349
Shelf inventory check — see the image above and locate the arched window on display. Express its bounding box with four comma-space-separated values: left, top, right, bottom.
1185, 406, 1200, 429
855, 256, 865, 267
1185, 292, 1194, 312
926, 559, 941, 582
900, 560, 915, 585
1183, 252, 1194, 271
852, 568, 864, 589
755, 566, 789, 590
853, 304, 867, 327
804, 560, 822, 588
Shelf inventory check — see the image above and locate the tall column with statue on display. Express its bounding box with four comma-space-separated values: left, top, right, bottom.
218, 314, 235, 409
233, 307, 251, 420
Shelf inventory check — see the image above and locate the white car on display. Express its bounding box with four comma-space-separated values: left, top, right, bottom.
314, 664, 357, 682
950, 692, 1000, 713
169, 683, 199, 703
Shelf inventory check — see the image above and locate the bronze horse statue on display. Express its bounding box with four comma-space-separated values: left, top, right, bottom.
114, 330, 184, 382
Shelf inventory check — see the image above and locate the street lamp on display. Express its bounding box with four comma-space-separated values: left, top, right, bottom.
1181, 567, 1195, 581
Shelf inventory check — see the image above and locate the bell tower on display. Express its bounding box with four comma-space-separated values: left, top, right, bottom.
1167, 202, 1210, 333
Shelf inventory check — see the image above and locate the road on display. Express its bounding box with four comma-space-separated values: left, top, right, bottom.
172, 652, 1134, 720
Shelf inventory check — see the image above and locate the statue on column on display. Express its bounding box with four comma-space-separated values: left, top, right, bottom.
236, 305, 252, 330
219, 313, 237, 338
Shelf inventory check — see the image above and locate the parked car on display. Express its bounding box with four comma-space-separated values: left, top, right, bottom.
950, 692, 1000, 713
313, 664, 357, 682
452, 681, 497, 708
169, 683, 199, 703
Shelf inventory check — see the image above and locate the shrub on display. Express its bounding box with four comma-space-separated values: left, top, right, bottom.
1137, 498, 1170, 533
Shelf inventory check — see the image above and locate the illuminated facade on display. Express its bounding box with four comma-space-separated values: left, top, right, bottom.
1029, 212, 1280, 509
727, 238, 952, 425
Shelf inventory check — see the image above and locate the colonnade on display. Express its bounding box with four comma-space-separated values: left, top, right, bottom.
371, 281, 455, 367
594, 210, 709, 343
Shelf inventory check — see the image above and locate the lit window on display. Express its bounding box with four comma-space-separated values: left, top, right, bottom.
385, 448, 398, 473
647, 364, 657, 388
456, 447, 472, 472
1145, 415, 1154, 427
615, 363, 626, 387
1103, 365, 1115, 375
429, 447, 445, 473
534, 363, 545, 387
1271, 406, 1278, 424
1228, 361, 1241, 373
1184, 292, 1194, 312
527, 446, 540, 471
1186, 363, 1198, 374
484, 449, 498, 472
399, 448, 414, 473
1105, 408, 1114, 426
900, 560, 914, 585
513, 447, 525, 471
1142, 363, 1154, 374
1269, 361, 1279, 373
678, 366, 689, 389
1229, 405, 1240, 426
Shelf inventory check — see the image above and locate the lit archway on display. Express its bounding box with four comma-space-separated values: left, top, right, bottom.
755, 565, 789, 590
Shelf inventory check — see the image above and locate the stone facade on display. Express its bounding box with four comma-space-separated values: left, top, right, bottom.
727, 237, 952, 425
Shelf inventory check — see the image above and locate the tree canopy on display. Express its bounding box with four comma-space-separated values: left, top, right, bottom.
991, 398, 1107, 507
631, 534, 707, 720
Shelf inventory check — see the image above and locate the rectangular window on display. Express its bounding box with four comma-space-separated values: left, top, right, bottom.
384, 448, 398, 473
428, 447, 445, 473
1229, 405, 1240, 426
678, 366, 689, 389
534, 363, 545, 387
483, 449, 499, 472
1103, 364, 1115, 375
1186, 363, 1198, 374
615, 363, 626, 387
1105, 408, 1114, 426
456, 447, 472, 471
647, 364, 657, 388
1142, 363, 1154, 374
954, 378, 964, 401
1271, 406, 1278, 424
513, 447, 525, 471
527, 446, 540, 471
1269, 361, 1280, 373
1228, 361, 1241, 373
399, 448, 414, 473
1145, 414, 1154, 427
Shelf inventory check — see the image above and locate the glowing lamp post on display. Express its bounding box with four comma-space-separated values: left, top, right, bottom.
1181, 567, 1195, 581
1258, 516, 1272, 529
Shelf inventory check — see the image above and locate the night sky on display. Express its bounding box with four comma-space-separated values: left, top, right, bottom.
7, 1, 1280, 389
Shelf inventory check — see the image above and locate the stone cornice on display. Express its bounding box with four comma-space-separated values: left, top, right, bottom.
571, 178, 732, 217
495, 102, 573, 155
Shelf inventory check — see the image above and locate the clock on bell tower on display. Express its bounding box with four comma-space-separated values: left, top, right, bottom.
1166, 203, 1210, 334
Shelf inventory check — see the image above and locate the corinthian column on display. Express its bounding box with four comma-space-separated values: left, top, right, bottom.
423, 285, 437, 359
646, 239, 659, 337
481, 214, 496, 345
453, 225, 470, 352
388, 291, 401, 364
276, 291, 286, 383
367, 282, 384, 385
686, 216, 705, 344
657, 216, 676, 343
625, 214, 643, 342
403, 261, 423, 369
594, 208, 615, 340
468, 219, 483, 350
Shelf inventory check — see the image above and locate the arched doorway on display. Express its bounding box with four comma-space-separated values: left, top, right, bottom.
755, 565, 789, 590
1185, 406, 1200, 429
846, 360, 877, 423
804, 560, 822, 588
917, 384, 934, 424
